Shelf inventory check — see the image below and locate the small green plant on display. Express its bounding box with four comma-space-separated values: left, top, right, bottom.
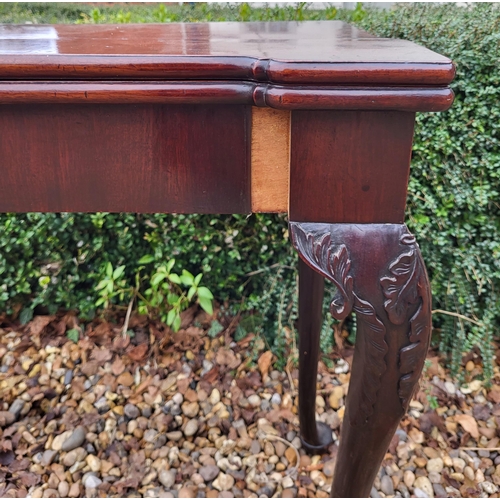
94, 258, 214, 332
95, 262, 128, 310
139, 257, 214, 331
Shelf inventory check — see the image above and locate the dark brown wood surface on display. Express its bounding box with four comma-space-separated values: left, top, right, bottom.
0, 82, 452, 112
289, 110, 416, 223
291, 222, 432, 498
0, 22, 454, 85
0, 104, 250, 213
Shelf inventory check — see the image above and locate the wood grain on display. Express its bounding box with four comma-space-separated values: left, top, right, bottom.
0, 22, 454, 86
0, 104, 251, 213
0, 82, 453, 112
251, 108, 290, 213
289, 110, 415, 224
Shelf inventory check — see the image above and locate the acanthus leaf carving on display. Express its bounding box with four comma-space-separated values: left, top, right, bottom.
381, 235, 432, 410
380, 250, 419, 325
290, 221, 387, 426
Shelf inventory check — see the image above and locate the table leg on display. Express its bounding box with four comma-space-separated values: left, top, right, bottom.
298, 257, 334, 453
290, 221, 432, 498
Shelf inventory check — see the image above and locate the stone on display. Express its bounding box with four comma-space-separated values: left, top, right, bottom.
166, 431, 183, 441
159, 469, 176, 488
117, 372, 134, 386
51, 431, 72, 451
381, 475, 394, 496
8, 398, 24, 418
323, 460, 336, 478
452, 457, 466, 472
62, 450, 78, 467
61, 426, 86, 452
182, 401, 200, 418
86, 455, 101, 472
58, 481, 69, 498
209, 389, 221, 405
41, 449, 58, 466
328, 386, 343, 410
481, 481, 498, 494
414, 476, 434, 498
248, 395, 261, 408
212, 472, 234, 491
199, 465, 220, 482
0, 411, 15, 427
184, 418, 199, 437
179, 487, 196, 498
432, 483, 446, 498
285, 447, 297, 467
124, 403, 140, 419
427, 458, 444, 473
83, 475, 102, 489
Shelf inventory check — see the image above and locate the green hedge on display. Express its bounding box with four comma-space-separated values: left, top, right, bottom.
0, 3, 499, 376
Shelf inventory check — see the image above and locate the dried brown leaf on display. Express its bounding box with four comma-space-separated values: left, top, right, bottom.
454, 414, 479, 439
258, 351, 273, 379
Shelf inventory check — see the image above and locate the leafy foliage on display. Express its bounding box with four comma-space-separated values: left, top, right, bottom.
0, 3, 498, 376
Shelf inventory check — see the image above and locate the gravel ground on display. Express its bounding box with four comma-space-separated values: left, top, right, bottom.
0, 312, 499, 498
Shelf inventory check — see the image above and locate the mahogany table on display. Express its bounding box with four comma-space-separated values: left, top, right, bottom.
0, 21, 454, 497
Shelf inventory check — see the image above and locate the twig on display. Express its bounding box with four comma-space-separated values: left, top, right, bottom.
245, 263, 295, 277
460, 447, 500, 451
121, 294, 135, 337
251, 434, 300, 483
432, 309, 483, 326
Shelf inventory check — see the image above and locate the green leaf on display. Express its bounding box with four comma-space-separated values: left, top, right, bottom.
187, 286, 196, 301
180, 269, 194, 286
199, 296, 213, 315
138, 254, 155, 264
166, 258, 176, 273
113, 265, 125, 280
151, 272, 167, 286
172, 313, 181, 332
194, 273, 203, 286
197, 286, 214, 299
166, 308, 176, 326
19, 307, 34, 325
168, 273, 181, 285
95, 279, 108, 291
95, 297, 106, 307
66, 328, 79, 343
167, 293, 179, 305
106, 262, 113, 278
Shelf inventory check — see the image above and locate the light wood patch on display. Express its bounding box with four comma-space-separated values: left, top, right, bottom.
251, 107, 290, 213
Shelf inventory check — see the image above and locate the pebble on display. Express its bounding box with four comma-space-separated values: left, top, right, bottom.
248, 394, 261, 407
200, 465, 220, 482
184, 418, 199, 437
414, 476, 434, 497
427, 457, 444, 473
159, 469, 176, 488
212, 472, 235, 491
432, 483, 447, 498
381, 475, 394, 496
124, 403, 140, 419
83, 475, 102, 489
403, 470, 415, 488
9, 398, 24, 418
182, 401, 200, 417
61, 426, 86, 452
42, 449, 58, 466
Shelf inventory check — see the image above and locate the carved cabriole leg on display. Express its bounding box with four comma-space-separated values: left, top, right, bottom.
298, 258, 334, 452
290, 222, 432, 498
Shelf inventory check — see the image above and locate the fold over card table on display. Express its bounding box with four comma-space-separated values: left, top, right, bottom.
0, 21, 454, 497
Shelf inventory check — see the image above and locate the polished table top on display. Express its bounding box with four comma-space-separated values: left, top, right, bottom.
0, 21, 454, 85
